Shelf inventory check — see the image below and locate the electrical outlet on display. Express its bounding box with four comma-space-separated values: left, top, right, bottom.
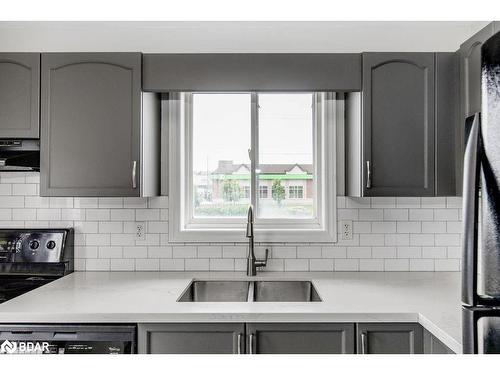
341, 220, 353, 240
136, 222, 146, 241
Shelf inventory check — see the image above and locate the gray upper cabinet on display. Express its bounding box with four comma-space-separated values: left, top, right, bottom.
435, 52, 460, 196
40, 53, 160, 197
246, 323, 355, 354
362, 53, 435, 197
357, 323, 423, 354
142, 53, 362, 92
138, 323, 245, 354
0, 53, 40, 138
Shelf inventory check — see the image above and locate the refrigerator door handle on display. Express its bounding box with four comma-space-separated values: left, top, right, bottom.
462, 113, 481, 307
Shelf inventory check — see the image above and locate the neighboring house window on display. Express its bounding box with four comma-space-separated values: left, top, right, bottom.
168, 92, 338, 243
289, 186, 304, 199
241, 186, 250, 200
259, 185, 268, 199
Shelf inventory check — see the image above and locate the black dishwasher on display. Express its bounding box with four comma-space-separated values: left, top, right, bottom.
0, 325, 136, 354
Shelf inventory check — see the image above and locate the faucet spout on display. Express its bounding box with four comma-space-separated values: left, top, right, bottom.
246, 205, 268, 276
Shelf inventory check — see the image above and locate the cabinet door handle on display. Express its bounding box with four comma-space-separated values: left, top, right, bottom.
361, 332, 368, 354
237, 333, 242, 354
132, 160, 137, 189
366, 161, 372, 189
249, 333, 255, 354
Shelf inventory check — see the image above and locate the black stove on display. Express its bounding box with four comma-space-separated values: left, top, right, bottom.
0, 229, 73, 304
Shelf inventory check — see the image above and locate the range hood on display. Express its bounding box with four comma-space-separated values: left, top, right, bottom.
0, 140, 40, 171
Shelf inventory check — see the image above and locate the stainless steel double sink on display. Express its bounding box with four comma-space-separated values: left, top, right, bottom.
178, 280, 321, 302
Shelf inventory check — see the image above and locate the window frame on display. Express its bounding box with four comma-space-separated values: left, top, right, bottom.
168, 91, 338, 243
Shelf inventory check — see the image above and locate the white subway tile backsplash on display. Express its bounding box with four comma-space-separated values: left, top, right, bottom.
185, 258, 210, 271
321, 246, 347, 258
148, 246, 172, 258
396, 221, 421, 233
383, 209, 408, 221
210, 258, 234, 271
285, 259, 309, 271
422, 247, 447, 259
110, 209, 135, 221
434, 259, 460, 271
0, 175, 465, 272
347, 247, 371, 258
297, 246, 321, 258
160, 259, 184, 271
86, 209, 110, 221
372, 222, 396, 233
410, 259, 435, 271
222, 246, 246, 258
36, 208, 61, 221
360, 259, 384, 271
173, 246, 196, 258
421, 197, 446, 208
384, 259, 409, 271
359, 234, 384, 246
85, 258, 110, 271
335, 259, 359, 271
0, 196, 24, 208
12, 184, 37, 196
409, 209, 433, 221
110, 259, 135, 271
98, 247, 123, 258
372, 247, 396, 258
135, 258, 160, 271
0, 208, 12, 220
309, 259, 334, 271
359, 209, 383, 221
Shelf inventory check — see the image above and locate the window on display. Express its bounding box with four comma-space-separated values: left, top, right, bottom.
289, 186, 304, 199
259, 185, 268, 199
169, 92, 338, 243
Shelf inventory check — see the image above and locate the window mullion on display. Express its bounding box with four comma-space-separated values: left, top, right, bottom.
251, 92, 259, 218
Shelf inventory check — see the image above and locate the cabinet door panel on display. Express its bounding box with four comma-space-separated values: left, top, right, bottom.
40, 53, 141, 196
138, 323, 245, 354
0, 53, 40, 138
423, 329, 455, 354
247, 323, 355, 354
357, 323, 423, 354
362, 53, 435, 196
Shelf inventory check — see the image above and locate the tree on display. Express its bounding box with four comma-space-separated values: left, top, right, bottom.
272, 180, 286, 206
222, 180, 241, 203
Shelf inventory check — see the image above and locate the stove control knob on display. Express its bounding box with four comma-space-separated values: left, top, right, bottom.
29, 240, 40, 250
46, 240, 56, 250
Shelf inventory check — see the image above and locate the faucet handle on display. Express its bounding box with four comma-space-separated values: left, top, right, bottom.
255, 248, 269, 268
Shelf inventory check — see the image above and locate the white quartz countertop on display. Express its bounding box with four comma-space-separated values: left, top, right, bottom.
0, 271, 462, 353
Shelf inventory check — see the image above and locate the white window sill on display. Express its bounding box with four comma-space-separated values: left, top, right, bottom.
168, 227, 337, 243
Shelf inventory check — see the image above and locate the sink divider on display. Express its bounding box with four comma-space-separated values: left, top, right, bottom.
246, 281, 255, 302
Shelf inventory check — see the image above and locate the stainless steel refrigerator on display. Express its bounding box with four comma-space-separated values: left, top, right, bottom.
462, 30, 500, 354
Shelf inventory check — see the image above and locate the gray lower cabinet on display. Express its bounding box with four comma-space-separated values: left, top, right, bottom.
357, 323, 423, 354
138, 323, 245, 354
361, 53, 435, 197
423, 329, 455, 354
40, 53, 160, 197
246, 323, 355, 354
0, 53, 40, 138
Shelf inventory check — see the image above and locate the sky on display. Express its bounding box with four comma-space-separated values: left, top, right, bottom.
192, 93, 314, 173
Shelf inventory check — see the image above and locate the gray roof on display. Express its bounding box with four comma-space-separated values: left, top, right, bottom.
212, 161, 313, 174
